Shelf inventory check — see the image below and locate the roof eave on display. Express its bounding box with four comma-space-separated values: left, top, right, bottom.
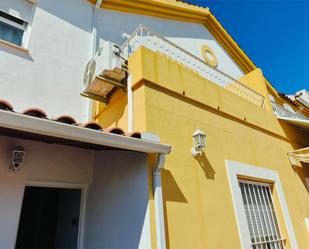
0, 110, 171, 154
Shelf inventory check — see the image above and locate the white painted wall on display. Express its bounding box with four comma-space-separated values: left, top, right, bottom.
0, 134, 151, 249
0, 0, 33, 22
84, 150, 151, 249
0, 0, 244, 121
0, 135, 94, 249
0, 0, 94, 122
96, 9, 244, 79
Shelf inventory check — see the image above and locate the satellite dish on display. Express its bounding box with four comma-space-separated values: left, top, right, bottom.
83, 58, 96, 86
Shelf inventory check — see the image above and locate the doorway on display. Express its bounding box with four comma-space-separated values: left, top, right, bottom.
16, 186, 82, 249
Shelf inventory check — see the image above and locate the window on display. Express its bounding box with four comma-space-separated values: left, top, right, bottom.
0, 0, 36, 48
239, 180, 285, 249
0, 10, 26, 46
226, 160, 299, 249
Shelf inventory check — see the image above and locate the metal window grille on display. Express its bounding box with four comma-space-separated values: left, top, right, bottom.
239, 180, 285, 249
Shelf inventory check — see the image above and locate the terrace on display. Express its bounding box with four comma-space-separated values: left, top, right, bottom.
120, 25, 266, 109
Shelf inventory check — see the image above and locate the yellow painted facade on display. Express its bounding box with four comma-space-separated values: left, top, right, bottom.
94, 47, 309, 248
90, 1, 309, 248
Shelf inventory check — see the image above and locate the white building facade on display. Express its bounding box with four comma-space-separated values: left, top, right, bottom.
0, 1, 177, 248
0, 0, 244, 122
0, 105, 171, 248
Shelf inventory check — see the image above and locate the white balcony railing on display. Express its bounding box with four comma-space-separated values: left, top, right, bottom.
271, 101, 308, 120
121, 25, 265, 109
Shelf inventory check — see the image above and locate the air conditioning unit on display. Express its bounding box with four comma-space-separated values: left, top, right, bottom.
82, 41, 127, 103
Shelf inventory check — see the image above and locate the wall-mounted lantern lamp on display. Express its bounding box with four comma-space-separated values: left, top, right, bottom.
191, 128, 206, 157
11, 146, 26, 172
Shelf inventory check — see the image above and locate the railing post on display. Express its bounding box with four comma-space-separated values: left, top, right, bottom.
140, 26, 143, 47
120, 25, 268, 110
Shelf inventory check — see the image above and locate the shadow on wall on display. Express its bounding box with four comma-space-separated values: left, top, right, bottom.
161, 169, 188, 249
278, 120, 309, 193
0, 45, 34, 61
194, 152, 216, 180
96, 9, 214, 45
293, 163, 309, 194
38, 0, 213, 42
162, 169, 187, 203
84, 151, 150, 249
278, 120, 309, 147
97, 90, 127, 128
37, 0, 93, 32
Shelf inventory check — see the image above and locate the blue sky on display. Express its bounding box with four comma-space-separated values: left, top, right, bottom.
186, 0, 309, 94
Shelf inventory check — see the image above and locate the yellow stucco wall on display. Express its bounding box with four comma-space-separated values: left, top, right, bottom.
95, 84, 147, 133
144, 84, 309, 248
226, 68, 272, 111
95, 47, 309, 248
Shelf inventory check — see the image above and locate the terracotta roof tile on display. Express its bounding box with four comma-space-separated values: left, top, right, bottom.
278, 92, 300, 107
23, 108, 47, 118
81, 122, 103, 130
55, 115, 77, 125
105, 127, 125, 135
0, 99, 141, 139
0, 99, 14, 111
126, 131, 142, 139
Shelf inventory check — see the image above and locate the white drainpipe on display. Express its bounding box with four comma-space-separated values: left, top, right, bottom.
153, 154, 167, 249
88, 0, 103, 122
127, 74, 134, 133
91, 0, 103, 56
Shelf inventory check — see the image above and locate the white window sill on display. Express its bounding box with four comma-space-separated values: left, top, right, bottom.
0, 39, 29, 53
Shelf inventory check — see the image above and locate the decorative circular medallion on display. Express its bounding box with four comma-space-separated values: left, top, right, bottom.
200, 45, 218, 67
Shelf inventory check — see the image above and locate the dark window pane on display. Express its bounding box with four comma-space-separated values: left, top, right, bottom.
0, 10, 24, 25
0, 21, 23, 46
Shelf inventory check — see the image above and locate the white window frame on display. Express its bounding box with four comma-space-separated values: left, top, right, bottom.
21, 1, 36, 49
0, 1, 36, 49
226, 160, 299, 249
0, 11, 27, 46
0, 15, 26, 31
